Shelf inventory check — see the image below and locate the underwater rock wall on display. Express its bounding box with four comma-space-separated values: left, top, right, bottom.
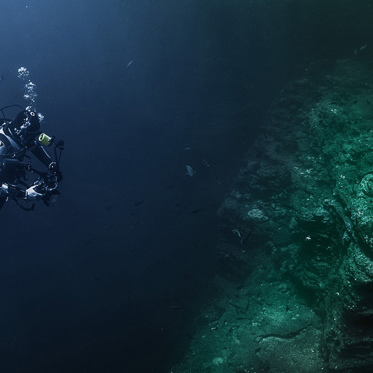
171, 60, 373, 372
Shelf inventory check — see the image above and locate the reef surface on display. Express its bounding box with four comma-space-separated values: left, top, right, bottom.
171, 59, 373, 372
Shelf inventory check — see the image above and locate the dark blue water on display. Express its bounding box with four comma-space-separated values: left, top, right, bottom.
0, 0, 371, 372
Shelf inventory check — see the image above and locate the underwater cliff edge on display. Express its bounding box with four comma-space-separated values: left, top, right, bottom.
171, 59, 373, 372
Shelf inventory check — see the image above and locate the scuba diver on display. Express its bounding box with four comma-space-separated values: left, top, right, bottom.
0, 105, 63, 211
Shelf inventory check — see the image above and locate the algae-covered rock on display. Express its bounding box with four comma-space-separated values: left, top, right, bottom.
171, 60, 373, 372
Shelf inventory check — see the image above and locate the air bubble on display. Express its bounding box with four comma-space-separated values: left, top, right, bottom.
17, 67, 38, 107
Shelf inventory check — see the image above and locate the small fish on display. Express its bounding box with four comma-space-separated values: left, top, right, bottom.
185, 165, 196, 177
191, 208, 203, 214
0, 73, 4, 82
134, 199, 144, 207
126, 60, 133, 69
354, 44, 368, 55
232, 229, 242, 239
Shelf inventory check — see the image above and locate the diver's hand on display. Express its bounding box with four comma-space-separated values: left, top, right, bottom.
25, 185, 44, 201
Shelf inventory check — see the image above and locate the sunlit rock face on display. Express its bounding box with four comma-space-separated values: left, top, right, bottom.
171, 60, 373, 373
